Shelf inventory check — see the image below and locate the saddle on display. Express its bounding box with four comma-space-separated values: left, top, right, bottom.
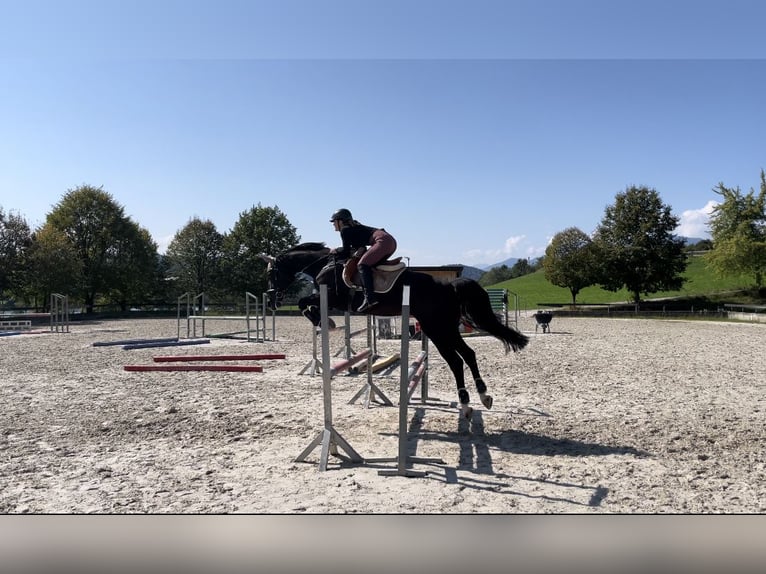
342, 254, 407, 293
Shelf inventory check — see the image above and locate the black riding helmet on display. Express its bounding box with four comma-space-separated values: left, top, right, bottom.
330, 208, 353, 222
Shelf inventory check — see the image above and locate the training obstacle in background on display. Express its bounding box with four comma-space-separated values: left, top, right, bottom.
298, 309, 397, 408
177, 291, 276, 343
340, 314, 401, 377
0, 330, 49, 337
125, 352, 284, 373
1, 319, 32, 331
300, 309, 393, 408
299, 311, 370, 375
295, 285, 364, 471
333, 316, 369, 358
122, 339, 210, 350
298, 325, 324, 376
124, 364, 263, 373
50, 293, 70, 333
353, 352, 401, 375
92, 337, 211, 350
341, 315, 393, 408
93, 337, 179, 347
0, 293, 68, 335
153, 353, 286, 363
1, 320, 49, 337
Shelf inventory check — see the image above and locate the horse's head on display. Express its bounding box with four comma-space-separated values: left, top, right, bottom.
259, 243, 332, 310
258, 253, 288, 310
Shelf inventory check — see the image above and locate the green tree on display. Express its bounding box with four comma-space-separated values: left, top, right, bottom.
107, 223, 161, 311
166, 217, 224, 297
686, 238, 713, 252
544, 227, 599, 306
705, 170, 766, 288
509, 258, 534, 278
0, 207, 32, 303
221, 204, 300, 297
46, 184, 156, 313
24, 225, 82, 310
594, 185, 687, 305
479, 265, 513, 286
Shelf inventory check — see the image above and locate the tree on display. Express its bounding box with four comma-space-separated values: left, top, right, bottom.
107, 223, 161, 311
509, 258, 534, 277
0, 207, 32, 302
46, 184, 156, 313
166, 217, 224, 297
705, 170, 766, 288
594, 185, 687, 305
24, 225, 82, 310
479, 265, 513, 286
685, 238, 713, 252
478, 258, 539, 287
221, 204, 300, 297
544, 227, 599, 306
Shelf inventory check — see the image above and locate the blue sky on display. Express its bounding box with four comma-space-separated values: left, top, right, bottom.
2, 1, 765, 266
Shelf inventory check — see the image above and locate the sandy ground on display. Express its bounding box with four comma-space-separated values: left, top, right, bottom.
1, 312, 764, 514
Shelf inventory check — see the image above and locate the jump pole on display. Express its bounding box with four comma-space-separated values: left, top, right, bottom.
124, 364, 263, 372
347, 314, 393, 408
93, 337, 179, 347
378, 285, 444, 478
121, 339, 210, 350
153, 353, 285, 362
295, 285, 363, 471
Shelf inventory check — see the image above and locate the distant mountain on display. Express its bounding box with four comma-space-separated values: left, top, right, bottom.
452, 258, 523, 281
460, 238, 704, 279
458, 265, 485, 281
480, 257, 520, 271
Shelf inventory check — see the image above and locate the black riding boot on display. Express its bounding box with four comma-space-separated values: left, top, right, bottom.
357, 264, 379, 313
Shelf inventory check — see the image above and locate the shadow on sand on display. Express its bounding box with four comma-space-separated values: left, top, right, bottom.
371, 405, 648, 508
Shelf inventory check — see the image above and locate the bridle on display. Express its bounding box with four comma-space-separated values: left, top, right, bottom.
259, 249, 336, 308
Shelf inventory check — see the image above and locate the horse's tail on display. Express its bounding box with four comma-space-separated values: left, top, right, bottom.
453, 278, 529, 353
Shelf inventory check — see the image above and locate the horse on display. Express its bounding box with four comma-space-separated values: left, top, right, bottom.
260, 242, 530, 419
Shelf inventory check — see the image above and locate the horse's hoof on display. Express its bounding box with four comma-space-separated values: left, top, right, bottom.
462, 406, 473, 421
481, 394, 493, 410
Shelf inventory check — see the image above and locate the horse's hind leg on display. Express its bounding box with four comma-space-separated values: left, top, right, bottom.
428, 336, 473, 420
454, 337, 493, 410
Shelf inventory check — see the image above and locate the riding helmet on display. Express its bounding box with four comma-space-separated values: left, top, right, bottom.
330, 208, 353, 222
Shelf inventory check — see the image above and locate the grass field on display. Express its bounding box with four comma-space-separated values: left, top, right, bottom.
488, 255, 761, 310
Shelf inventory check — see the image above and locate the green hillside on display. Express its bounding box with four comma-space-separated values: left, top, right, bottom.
489, 255, 758, 310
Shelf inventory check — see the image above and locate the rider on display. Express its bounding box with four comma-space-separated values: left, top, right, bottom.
329, 208, 397, 313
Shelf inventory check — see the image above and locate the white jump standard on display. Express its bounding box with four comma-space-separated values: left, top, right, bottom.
294, 285, 364, 471
377, 285, 445, 478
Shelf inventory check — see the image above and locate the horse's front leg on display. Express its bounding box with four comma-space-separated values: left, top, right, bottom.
298, 294, 336, 329
298, 294, 320, 326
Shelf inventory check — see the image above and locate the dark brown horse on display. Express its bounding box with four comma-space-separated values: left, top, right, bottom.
261, 242, 529, 419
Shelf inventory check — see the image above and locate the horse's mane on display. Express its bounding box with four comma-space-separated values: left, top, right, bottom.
286, 242, 329, 254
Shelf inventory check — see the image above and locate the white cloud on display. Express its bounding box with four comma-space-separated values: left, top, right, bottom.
156, 234, 174, 255
503, 235, 526, 254
463, 234, 547, 266
676, 200, 718, 239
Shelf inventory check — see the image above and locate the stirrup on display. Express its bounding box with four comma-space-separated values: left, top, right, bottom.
357, 298, 379, 313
